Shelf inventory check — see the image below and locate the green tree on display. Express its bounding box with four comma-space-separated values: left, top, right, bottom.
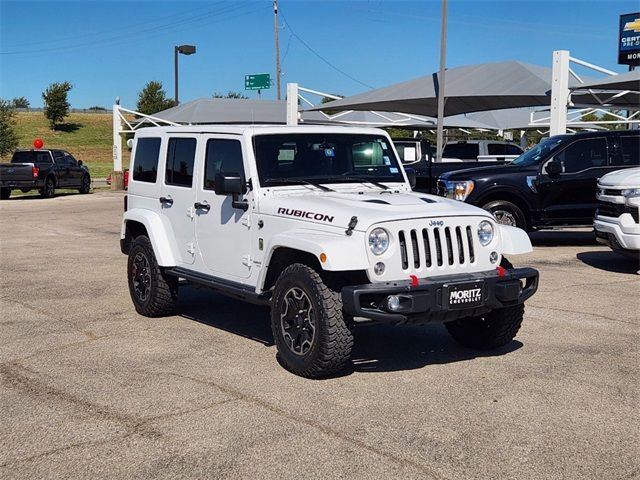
0, 99, 20, 159
600, 110, 623, 130
136, 81, 175, 115
42, 81, 72, 129
11, 96, 30, 109
581, 111, 599, 123
212, 91, 249, 99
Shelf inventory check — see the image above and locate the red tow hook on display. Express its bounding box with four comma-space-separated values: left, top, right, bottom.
410, 274, 419, 287
496, 266, 506, 277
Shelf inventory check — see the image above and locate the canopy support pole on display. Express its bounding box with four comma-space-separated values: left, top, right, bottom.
286, 83, 299, 125
435, 0, 448, 162
112, 101, 124, 190
550, 50, 569, 136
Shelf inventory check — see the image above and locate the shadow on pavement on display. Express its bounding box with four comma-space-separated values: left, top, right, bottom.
577, 251, 639, 275
529, 230, 598, 247
178, 285, 523, 376
7, 192, 79, 201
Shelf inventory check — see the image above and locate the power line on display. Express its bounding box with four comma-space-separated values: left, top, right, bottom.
278, 8, 374, 90
1, 3, 259, 55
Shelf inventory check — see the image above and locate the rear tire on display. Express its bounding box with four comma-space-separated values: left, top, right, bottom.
40, 177, 55, 198
482, 200, 526, 230
79, 174, 91, 194
127, 236, 178, 317
0, 188, 10, 200
271, 263, 353, 378
445, 257, 524, 349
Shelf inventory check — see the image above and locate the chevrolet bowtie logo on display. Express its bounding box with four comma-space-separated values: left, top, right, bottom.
624, 18, 640, 33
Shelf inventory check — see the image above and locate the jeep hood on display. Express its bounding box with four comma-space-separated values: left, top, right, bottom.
599, 167, 640, 188
259, 191, 491, 231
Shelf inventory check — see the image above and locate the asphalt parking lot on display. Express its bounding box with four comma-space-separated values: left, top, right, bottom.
1, 191, 638, 480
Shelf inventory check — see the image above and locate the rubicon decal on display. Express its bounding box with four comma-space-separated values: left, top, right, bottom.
277, 208, 335, 223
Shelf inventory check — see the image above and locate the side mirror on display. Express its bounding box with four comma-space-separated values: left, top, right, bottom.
78, 160, 83, 166
545, 159, 562, 177
214, 172, 246, 196
214, 172, 248, 211
404, 167, 417, 189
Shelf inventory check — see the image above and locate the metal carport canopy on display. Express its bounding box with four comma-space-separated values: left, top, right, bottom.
313, 60, 594, 117
574, 70, 640, 91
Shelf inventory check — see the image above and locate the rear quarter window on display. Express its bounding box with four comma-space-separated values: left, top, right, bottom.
132, 137, 161, 183
443, 143, 479, 160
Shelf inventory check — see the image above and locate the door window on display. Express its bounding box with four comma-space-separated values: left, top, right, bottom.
165, 138, 197, 187
203, 139, 244, 190
555, 138, 608, 173
63, 154, 77, 166
132, 138, 161, 183
614, 136, 640, 166
443, 143, 479, 160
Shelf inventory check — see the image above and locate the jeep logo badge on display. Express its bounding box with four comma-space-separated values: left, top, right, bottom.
429, 219, 444, 227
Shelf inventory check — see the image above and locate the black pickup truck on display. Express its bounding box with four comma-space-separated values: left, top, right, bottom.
0, 149, 91, 199
437, 130, 640, 230
392, 138, 521, 193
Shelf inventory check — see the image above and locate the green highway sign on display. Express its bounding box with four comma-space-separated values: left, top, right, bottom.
245, 73, 271, 90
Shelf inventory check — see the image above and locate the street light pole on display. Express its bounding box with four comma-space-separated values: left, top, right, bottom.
436, 0, 448, 162
274, 0, 282, 100
174, 44, 196, 105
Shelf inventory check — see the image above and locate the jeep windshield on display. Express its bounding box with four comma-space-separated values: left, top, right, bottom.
510, 135, 571, 167
253, 134, 405, 188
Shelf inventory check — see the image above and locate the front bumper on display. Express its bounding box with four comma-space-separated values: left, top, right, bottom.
594, 217, 640, 251
342, 267, 539, 324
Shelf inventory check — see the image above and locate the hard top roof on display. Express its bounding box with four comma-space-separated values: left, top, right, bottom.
133, 124, 389, 136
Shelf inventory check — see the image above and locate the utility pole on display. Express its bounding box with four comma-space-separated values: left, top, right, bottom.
274, 0, 282, 100
435, 0, 448, 162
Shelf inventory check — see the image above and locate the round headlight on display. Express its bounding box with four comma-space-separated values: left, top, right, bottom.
369, 228, 390, 255
477, 220, 494, 246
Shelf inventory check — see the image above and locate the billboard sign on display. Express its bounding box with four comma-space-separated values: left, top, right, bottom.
618, 13, 640, 66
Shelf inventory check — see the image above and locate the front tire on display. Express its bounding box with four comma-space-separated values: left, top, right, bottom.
79, 174, 91, 194
0, 188, 10, 200
445, 257, 524, 349
482, 200, 526, 230
271, 264, 353, 378
127, 236, 178, 317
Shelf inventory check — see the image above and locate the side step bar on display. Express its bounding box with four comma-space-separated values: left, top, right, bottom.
164, 267, 271, 306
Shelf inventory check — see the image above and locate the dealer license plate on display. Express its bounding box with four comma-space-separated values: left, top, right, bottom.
445, 281, 484, 309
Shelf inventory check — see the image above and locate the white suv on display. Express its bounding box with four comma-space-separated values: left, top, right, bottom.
595, 167, 640, 261
121, 125, 539, 377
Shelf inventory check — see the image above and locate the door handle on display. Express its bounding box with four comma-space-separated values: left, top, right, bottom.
194, 201, 210, 212
159, 196, 174, 206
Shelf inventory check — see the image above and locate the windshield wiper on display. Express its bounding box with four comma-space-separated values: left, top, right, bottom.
264, 177, 333, 191
323, 176, 391, 190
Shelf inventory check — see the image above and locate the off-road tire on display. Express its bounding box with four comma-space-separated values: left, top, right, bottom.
79, 174, 91, 194
271, 263, 354, 378
41, 176, 55, 198
482, 200, 526, 230
445, 257, 524, 349
127, 235, 178, 317
0, 188, 10, 200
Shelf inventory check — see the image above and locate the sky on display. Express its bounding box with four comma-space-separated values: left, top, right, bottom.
0, 0, 637, 109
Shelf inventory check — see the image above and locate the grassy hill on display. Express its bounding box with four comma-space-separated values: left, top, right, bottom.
9, 112, 131, 179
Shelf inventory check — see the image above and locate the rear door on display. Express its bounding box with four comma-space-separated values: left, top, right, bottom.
161, 135, 197, 265
51, 151, 69, 186
537, 136, 612, 224
63, 152, 83, 185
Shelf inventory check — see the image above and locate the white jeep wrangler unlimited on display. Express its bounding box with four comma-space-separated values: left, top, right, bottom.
121, 125, 539, 378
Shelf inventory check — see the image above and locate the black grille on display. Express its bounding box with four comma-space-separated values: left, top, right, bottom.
597, 200, 639, 223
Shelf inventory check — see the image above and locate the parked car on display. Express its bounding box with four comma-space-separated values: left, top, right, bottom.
437, 130, 640, 230
121, 125, 539, 378
0, 149, 91, 199
392, 138, 516, 193
594, 167, 640, 261
442, 140, 524, 162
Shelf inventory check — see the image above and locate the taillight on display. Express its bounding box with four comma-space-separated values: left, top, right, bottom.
32, 166, 39, 179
